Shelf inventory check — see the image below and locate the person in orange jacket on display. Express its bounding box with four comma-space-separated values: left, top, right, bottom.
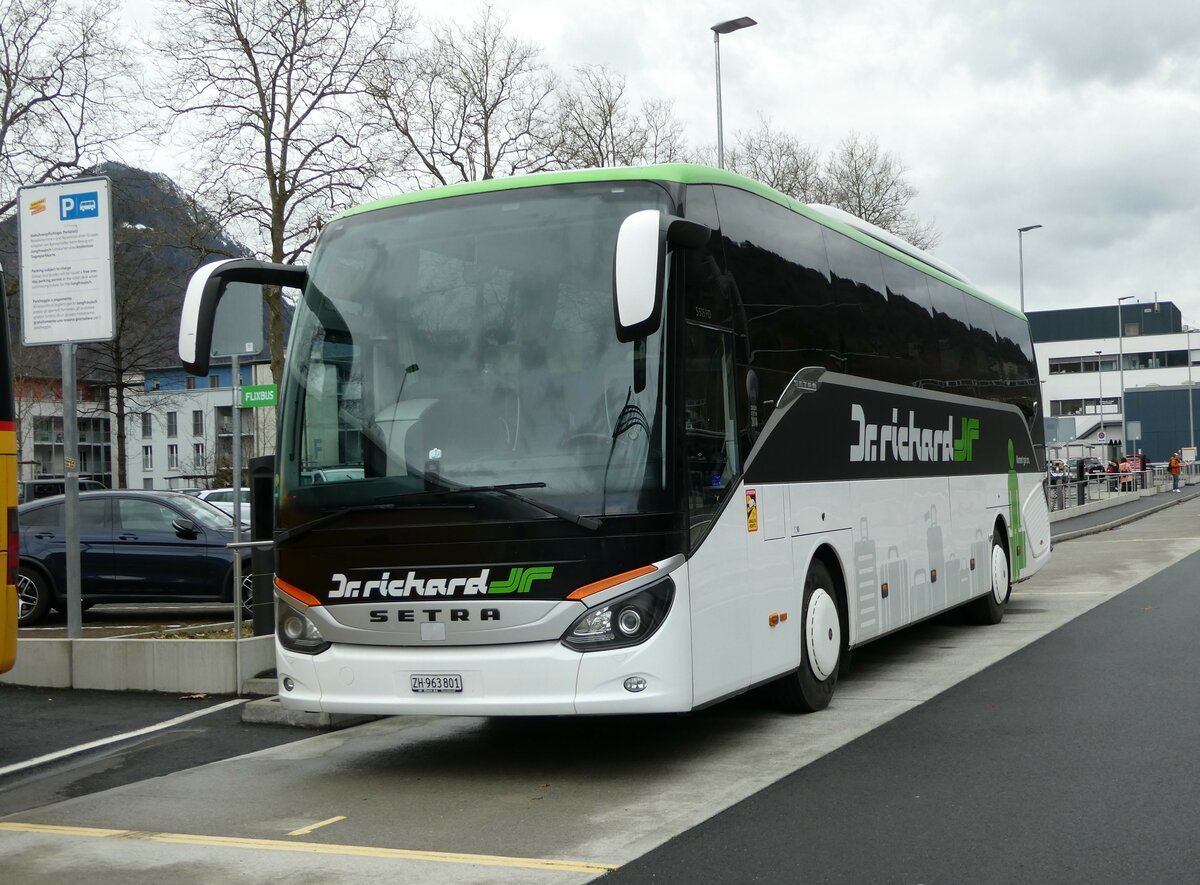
1169, 450, 1182, 492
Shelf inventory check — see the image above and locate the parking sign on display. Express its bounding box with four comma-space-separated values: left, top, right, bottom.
17, 176, 115, 345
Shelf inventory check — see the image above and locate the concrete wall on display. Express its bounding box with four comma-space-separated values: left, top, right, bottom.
0, 635, 274, 694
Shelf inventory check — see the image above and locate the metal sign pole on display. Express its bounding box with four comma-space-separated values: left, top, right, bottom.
62, 343, 81, 639
231, 353, 243, 693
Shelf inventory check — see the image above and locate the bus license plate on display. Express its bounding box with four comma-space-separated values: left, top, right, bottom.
411, 674, 463, 693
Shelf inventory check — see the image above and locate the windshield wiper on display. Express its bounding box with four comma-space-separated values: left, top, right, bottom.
377, 481, 602, 532
275, 501, 475, 544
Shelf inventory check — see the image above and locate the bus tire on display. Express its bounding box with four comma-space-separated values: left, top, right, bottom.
17, 567, 52, 627
967, 525, 1009, 625
776, 558, 843, 713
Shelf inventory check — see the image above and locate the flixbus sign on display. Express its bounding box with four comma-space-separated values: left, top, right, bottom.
240, 384, 278, 408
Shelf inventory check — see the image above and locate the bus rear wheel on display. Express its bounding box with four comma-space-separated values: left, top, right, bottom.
776, 559, 843, 713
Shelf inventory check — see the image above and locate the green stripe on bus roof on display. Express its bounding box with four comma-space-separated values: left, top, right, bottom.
335, 163, 1023, 319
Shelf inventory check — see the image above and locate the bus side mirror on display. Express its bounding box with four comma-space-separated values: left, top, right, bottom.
613, 211, 711, 344
179, 258, 307, 375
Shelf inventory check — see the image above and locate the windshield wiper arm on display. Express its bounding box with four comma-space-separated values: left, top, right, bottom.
378, 481, 602, 532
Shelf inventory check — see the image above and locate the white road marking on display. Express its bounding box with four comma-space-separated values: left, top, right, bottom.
0, 698, 248, 777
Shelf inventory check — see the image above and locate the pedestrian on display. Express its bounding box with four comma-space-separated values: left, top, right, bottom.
1118, 457, 1133, 491
1107, 458, 1118, 492
1169, 450, 1182, 492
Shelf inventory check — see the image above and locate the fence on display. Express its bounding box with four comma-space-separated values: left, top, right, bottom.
1047, 464, 1196, 514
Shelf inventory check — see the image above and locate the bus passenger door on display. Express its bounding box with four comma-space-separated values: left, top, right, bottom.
683, 321, 752, 704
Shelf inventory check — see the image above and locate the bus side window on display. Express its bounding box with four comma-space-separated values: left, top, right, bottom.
684, 324, 739, 547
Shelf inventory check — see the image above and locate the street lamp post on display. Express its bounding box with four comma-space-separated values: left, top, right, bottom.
711, 16, 757, 170
1117, 295, 1135, 458
1187, 326, 1195, 452
1017, 224, 1043, 314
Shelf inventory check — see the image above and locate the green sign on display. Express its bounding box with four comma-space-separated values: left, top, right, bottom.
240, 384, 277, 408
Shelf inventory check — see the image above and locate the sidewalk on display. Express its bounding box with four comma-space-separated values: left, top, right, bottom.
1051, 482, 1200, 542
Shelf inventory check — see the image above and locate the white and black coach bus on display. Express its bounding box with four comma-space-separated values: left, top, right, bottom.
179, 165, 1051, 716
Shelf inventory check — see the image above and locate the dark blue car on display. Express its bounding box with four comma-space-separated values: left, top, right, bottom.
17, 490, 253, 626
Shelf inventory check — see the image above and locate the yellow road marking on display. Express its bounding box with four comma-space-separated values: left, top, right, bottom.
0, 822, 618, 874
288, 816, 347, 837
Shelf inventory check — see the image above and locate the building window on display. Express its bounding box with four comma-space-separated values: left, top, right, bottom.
193, 410, 204, 435
141, 413, 152, 438
168, 444, 179, 470
194, 442, 205, 464
142, 445, 153, 470
143, 478, 155, 490
167, 412, 177, 438
186, 376, 196, 390
209, 375, 220, 389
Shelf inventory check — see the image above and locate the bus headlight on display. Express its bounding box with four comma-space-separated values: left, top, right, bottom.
277, 604, 331, 655
562, 578, 674, 652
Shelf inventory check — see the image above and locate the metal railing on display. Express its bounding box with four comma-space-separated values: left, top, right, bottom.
1047, 464, 1196, 514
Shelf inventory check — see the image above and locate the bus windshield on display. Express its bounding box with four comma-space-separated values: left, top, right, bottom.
280, 181, 674, 521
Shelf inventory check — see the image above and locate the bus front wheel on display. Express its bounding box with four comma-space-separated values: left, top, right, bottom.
967, 526, 1009, 625
776, 558, 843, 713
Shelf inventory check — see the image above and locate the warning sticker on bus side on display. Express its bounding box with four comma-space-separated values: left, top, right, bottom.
746, 489, 758, 532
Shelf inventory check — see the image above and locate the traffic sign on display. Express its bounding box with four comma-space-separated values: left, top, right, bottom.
17, 176, 115, 345
241, 384, 278, 408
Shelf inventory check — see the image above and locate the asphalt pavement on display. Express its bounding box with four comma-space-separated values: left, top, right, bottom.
603, 522, 1200, 884
2, 483, 1198, 883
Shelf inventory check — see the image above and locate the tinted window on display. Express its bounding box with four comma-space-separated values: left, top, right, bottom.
991, 306, 1040, 424
965, 293, 1002, 397
21, 498, 109, 528
710, 186, 832, 407
881, 257, 935, 387
21, 502, 62, 527
927, 280, 973, 392
823, 230, 891, 381
118, 498, 183, 531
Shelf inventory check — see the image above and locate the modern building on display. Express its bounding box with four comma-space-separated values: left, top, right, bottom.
115, 360, 277, 490
1030, 300, 1200, 464
15, 377, 114, 486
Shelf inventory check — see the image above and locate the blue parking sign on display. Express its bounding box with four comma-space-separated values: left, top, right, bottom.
60, 191, 99, 221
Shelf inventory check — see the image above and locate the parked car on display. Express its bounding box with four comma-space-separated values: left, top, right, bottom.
300, 467, 364, 485
16, 490, 253, 626
195, 487, 251, 525
18, 477, 105, 503
1067, 457, 1106, 478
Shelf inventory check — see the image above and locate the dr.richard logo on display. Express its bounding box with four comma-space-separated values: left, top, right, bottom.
329, 566, 555, 599
849, 404, 980, 464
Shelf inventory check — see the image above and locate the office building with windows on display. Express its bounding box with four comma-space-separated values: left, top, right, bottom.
1030, 300, 1200, 464
117, 359, 277, 490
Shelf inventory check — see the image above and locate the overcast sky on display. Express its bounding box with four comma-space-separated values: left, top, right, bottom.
127, 0, 1200, 325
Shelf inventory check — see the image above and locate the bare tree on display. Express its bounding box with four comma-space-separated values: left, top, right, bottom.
641, 98, 688, 164
0, 0, 138, 218
727, 117, 823, 203
553, 66, 692, 169
151, 0, 413, 385
821, 132, 939, 250
368, 3, 558, 186
555, 65, 645, 168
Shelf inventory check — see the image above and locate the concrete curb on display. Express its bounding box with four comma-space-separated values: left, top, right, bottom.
1052, 489, 1199, 543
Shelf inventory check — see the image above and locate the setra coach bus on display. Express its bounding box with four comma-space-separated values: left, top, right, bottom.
179, 165, 1050, 716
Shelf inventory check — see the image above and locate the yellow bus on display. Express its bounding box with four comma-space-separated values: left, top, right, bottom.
0, 265, 16, 674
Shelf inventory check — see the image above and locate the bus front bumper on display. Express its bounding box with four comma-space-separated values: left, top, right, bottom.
275, 631, 693, 717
